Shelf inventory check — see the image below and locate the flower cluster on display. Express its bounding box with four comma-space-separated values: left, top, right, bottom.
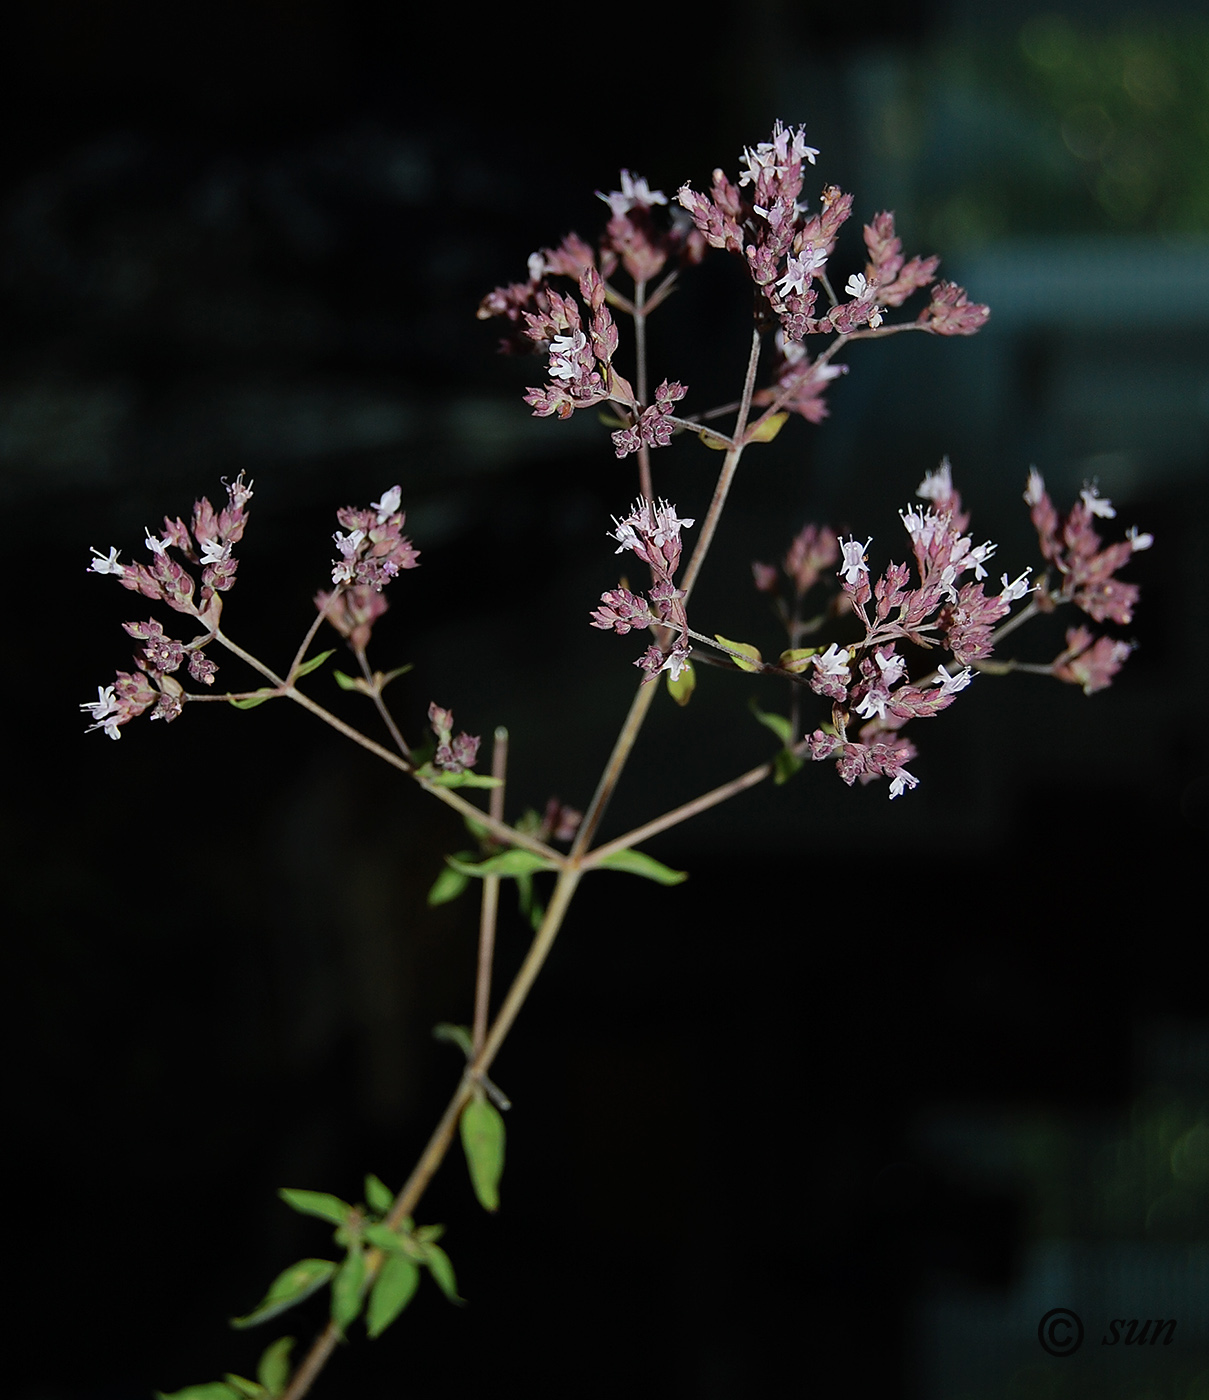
753, 520, 840, 600
1024, 471, 1150, 626
797, 461, 1033, 797
314, 486, 420, 652
82, 476, 256, 737
427, 703, 481, 775
590, 499, 695, 681
88, 471, 254, 630
610, 379, 687, 459
677, 122, 987, 358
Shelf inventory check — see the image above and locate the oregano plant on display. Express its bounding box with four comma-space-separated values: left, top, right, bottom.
80, 121, 1150, 1400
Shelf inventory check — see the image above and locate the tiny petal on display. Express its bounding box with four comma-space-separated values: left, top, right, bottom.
1127, 526, 1154, 552
1080, 484, 1116, 519
88, 546, 124, 575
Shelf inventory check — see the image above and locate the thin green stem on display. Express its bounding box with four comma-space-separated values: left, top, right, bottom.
354, 645, 411, 759
472, 728, 508, 1058
288, 589, 340, 681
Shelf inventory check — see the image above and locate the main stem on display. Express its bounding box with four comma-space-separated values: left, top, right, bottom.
274, 325, 769, 1400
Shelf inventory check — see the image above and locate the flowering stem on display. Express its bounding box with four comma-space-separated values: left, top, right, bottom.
679, 328, 762, 604
288, 589, 340, 682
634, 278, 653, 503
208, 628, 561, 862
354, 645, 411, 759
472, 728, 508, 1059
582, 758, 774, 867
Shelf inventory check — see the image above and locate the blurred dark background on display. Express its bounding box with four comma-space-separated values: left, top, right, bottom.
5, 1, 1207, 1397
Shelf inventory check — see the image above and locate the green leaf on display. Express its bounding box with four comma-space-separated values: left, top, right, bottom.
778, 647, 818, 674
698, 428, 730, 450
332, 670, 366, 693
746, 410, 789, 444
231, 1258, 337, 1329
256, 1338, 294, 1397
378, 663, 413, 688
424, 769, 503, 789
364, 1175, 393, 1215
292, 648, 334, 680
277, 1189, 351, 1226
593, 848, 688, 885
774, 749, 804, 785
366, 1253, 421, 1338
515, 871, 544, 931
433, 1022, 474, 1058
222, 1376, 265, 1399
714, 634, 762, 672
445, 850, 555, 879
749, 699, 794, 748
363, 1222, 407, 1253
427, 862, 472, 907
228, 690, 276, 710
423, 1243, 463, 1304
666, 658, 696, 706
157, 1385, 243, 1400
460, 1096, 506, 1213
415, 1223, 445, 1244
330, 1247, 366, 1333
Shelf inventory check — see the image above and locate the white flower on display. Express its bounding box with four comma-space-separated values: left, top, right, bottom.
936, 664, 973, 696
776, 245, 827, 298
371, 485, 402, 523
660, 645, 692, 681
1023, 468, 1046, 507
144, 528, 169, 557
998, 568, 1033, 603
916, 460, 953, 502
1127, 525, 1154, 552
867, 306, 884, 329
527, 251, 546, 282
875, 650, 906, 687
739, 122, 819, 185
81, 685, 122, 739
331, 558, 356, 585
596, 170, 667, 218
837, 536, 872, 587
547, 330, 587, 382
844, 272, 871, 300
964, 540, 997, 581
332, 529, 364, 559
814, 643, 851, 679
855, 688, 889, 720
1080, 484, 1116, 519
889, 768, 919, 799
650, 499, 694, 545
88, 546, 124, 576
200, 537, 232, 565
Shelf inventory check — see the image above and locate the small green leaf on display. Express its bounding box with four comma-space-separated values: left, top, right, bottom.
445, 850, 555, 879
424, 769, 503, 789
366, 1253, 421, 1338
593, 848, 688, 885
433, 1022, 474, 1058
364, 1175, 393, 1216
666, 658, 696, 706
231, 1259, 337, 1329
778, 647, 819, 674
378, 663, 413, 687
228, 690, 276, 710
415, 1223, 445, 1244
461, 813, 490, 841
749, 700, 793, 748
698, 429, 730, 450
460, 1095, 506, 1213
714, 635, 762, 672
292, 649, 335, 680
277, 1189, 351, 1226
330, 1247, 366, 1333
515, 871, 544, 930
746, 411, 789, 444
332, 670, 367, 693
222, 1375, 265, 1399
363, 1222, 409, 1253
423, 1243, 463, 1304
427, 862, 472, 907
256, 1338, 294, 1397
773, 748, 804, 785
